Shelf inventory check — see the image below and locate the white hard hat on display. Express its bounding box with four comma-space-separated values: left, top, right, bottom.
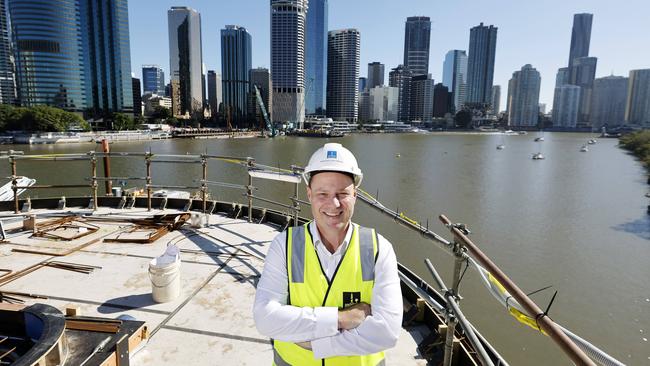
303, 143, 363, 187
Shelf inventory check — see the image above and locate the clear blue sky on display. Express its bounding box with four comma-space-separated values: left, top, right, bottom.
128, 0, 650, 111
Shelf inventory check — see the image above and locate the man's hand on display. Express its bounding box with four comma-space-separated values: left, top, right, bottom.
338, 302, 371, 330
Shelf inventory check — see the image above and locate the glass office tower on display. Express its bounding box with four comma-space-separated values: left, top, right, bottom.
305, 0, 327, 116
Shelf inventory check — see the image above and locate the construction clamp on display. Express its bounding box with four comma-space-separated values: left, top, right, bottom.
452, 223, 470, 235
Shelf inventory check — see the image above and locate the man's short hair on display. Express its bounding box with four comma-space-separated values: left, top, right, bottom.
308, 170, 355, 187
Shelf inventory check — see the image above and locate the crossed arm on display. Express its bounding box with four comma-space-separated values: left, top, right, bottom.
253, 233, 403, 359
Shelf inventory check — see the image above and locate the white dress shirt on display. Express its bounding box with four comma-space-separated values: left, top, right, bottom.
253, 221, 403, 359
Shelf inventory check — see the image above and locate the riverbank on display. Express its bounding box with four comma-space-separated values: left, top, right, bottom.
619, 130, 650, 169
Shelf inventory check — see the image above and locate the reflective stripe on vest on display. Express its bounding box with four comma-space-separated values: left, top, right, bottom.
289, 224, 376, 284
274, 223, 385, 366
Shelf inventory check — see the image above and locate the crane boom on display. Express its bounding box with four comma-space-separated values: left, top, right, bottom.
253, 85, 275, 137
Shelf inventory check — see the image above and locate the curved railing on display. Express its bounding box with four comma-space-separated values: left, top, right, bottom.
0, 150, 624, 366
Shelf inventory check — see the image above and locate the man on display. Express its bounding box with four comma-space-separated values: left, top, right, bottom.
254, 143, 402, 365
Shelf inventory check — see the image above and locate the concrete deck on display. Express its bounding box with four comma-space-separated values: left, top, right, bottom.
0, 207, 426, 365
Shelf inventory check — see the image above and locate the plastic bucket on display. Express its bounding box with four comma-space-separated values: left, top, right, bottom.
149, 246, 181, 303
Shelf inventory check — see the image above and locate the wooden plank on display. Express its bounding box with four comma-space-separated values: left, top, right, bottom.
65, 320, 121, 333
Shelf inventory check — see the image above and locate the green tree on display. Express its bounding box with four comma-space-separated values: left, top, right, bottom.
112, 113, 135, 131
454, 110, 473, 129
152, 106, 171, 120
165, 117, 179, 127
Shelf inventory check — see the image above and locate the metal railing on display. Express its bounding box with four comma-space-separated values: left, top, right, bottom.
1, 150, 621, 366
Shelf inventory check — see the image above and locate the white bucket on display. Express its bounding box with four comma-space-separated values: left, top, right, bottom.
149, 245, 181, 303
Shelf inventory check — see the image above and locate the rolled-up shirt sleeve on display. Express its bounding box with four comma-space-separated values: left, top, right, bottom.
310, 234, 403, 358
253, 232, 339, 342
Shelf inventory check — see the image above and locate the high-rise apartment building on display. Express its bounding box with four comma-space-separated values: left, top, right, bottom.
491, 85, 501, 114
207, 70, 222, 117
10, 0, 133, 120
142, 65, 166, 95
0, 0, 15, 105
552, 85, 581, 128
507, 64, 541, 127
221, 25, 252, 128
625, 69, 650, 126
466, 23, 498, 105
442, 50, 467, 112
250, 67, 272, 124
305, 0, 327, 116
570, 56, 597, 123
358, 90, 370, 122
403, 16, 431, 76
389, 64, 412, 122
567, 13, 593, 80
555, 67, 570, 87
270, 0, 308, 125
326, 29, 359, 122
367, 62, 385, 89
132, 77, 141, 116
358, 77, 367, 93
368, 86, 399, 121
168, 6, 203, 117
433, 83, 451, 118
590, 75, 628, 129
410, 74, 434, 122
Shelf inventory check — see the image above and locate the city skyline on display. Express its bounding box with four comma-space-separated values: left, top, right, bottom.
128, 0, 649, 113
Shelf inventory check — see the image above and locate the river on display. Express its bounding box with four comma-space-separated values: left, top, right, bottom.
1, 132, 648, 365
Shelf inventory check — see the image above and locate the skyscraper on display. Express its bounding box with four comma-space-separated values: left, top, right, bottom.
270, 0, 308, 125
625, 69, 650, 126
389, 65, 412, 122
466, 23, 498, 105
10, 0, 133, 119
358, 90, 370, 122
0, 0, 15, 105
507, 64, 541, 127
555, 67, 570, 87
367, 62, 385, 89
207, 70, 222, 118
142, 65, 166, 95
368, 86, 398, 121
552, 85, 581, 128
326, 29, 359, 122
132, 77, 141, 116
442, 50, 468, 112
250, 67, 272, 124
221, 25, 252, 128
590, 76, 628, 129
569, 56, 597, 124
567, 13, 593, 80
491, 85, 501, 114
410, 74, 434, 122
433, 83, 451, 118
358, 77, 367, 92
305, 0, 327, 116
403, 16, 431, 76
168, 6, 203, 117
84, 0, 133, 117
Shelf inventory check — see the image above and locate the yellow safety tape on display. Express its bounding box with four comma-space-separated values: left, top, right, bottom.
399, 212, 419, 226
488, 273, 547, 335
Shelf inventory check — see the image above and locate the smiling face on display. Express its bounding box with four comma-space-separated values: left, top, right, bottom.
307, 171, 357, 242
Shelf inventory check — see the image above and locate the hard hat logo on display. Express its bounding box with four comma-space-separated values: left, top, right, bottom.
303, 143, 363, 187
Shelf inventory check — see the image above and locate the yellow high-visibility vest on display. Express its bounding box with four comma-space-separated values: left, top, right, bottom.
272, 223, 385, 366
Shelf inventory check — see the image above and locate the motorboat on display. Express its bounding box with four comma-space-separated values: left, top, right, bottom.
580, 145, 589, 152
496, 144, 505, 150
532, 152, 545, 160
